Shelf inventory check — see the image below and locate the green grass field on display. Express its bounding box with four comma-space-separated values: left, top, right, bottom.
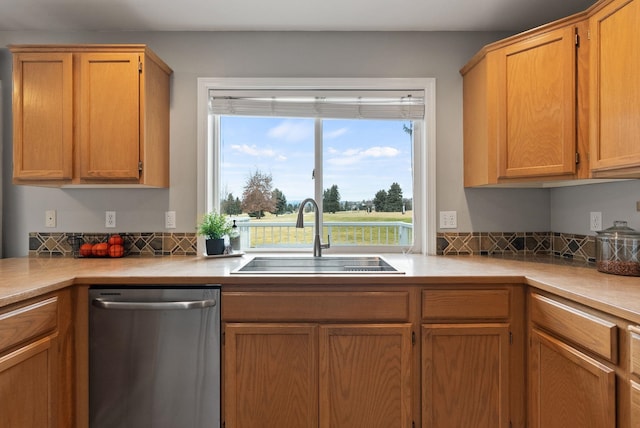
244, 210, 413, 246
255, 210, 413, 223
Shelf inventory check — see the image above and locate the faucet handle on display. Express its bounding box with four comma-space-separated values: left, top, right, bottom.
322, 234, 331, 249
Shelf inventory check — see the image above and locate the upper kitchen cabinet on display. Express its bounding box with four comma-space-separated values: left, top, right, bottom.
10, 44, 172, 187
462, 18, 589, 187
589, 0, 640, 178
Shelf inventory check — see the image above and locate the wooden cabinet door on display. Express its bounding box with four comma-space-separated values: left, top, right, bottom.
631, 380, 640, 427
78, 52, 141, 180
422, 323, 510, 428
497, 26, 577, 179
319, 324, 413, 428
589, 0, 640, 176
529, 328, 615, 428
12, 52, 73, 181
224, 323, 318, 428
0, 336, 58, 428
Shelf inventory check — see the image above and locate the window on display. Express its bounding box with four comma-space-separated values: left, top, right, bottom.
197, 78, 436, 254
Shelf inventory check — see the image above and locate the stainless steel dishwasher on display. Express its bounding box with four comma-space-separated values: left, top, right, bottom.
89, 285, 220, 428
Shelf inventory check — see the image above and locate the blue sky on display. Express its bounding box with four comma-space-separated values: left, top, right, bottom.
220, 116, 413, 203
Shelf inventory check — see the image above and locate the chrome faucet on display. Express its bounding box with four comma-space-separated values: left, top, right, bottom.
296, 198, 330, 257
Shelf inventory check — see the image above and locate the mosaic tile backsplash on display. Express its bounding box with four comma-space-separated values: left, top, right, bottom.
30, 232, 198, 257
437, 231, 596, 263
30, 231, 595, 262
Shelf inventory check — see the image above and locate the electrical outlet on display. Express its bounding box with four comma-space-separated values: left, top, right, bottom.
105, 211, 116, 228
165, 211, 176, 229
590, 211, 602, 231
45, 210, 56, 228
439, 211, 457, 229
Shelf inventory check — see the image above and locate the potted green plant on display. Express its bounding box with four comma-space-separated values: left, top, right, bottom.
197, 212, 232, 255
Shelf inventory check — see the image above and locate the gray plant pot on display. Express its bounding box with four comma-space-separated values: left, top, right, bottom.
205, 238, 225, 255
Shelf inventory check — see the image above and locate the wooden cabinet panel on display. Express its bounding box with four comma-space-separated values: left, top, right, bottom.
78, 53, 141, 180
422, 288, 510, 321
530, 293, 618, 362
319, 324, 412, 428
529, 328, 615, 428
422, 323, 510, 428
224, 323, 318, 428
0, 291, 73, 428
497, 26, 577, 179
0, 336, 58, 428
462, 23, 584, 186
223, 291, 410, 322
589, 0, 640, 177
630, 325, 640, 377
0, 297, 58, 353
462, 50, 499, 187
12, 52, 73, 181
9, 44, 171, 187
632, 380, 640, 427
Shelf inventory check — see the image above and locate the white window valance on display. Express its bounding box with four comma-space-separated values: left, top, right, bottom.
209, 89, 425, 120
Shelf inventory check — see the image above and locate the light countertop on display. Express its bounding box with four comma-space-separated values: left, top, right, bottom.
1, 253, 639, 322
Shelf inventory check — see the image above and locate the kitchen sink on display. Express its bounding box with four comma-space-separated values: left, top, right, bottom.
231, 256, 403, 274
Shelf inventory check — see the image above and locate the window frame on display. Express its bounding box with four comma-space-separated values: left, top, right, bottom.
197, 77, 436, 255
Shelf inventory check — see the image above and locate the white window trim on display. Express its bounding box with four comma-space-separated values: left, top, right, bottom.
196, 77, 436, 255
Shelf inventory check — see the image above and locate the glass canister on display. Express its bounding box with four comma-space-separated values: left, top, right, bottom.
595, 221, 640, 276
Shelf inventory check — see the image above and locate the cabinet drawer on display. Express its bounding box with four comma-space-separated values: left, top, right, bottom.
223, 291, 410, 322
530, 293, 617, 363
0, 297, 58, 354
630, 326, 640, 377
422, 288, 510, 321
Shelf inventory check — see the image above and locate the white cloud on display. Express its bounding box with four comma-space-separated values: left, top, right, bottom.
325, 127, 348, 139
267, 120, 313, 142
327, 146, 400, 166
230, 144, 287, 161
362, 146, 400, 158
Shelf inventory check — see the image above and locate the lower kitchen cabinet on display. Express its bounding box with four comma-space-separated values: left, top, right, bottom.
529, 328, 615, 428
222, 288, 416, 428
224, 323, 318, 427
0, 336, 58, 427
422, 323, 510, 427
224, 322, 413, 428
632, 380, 640, 426
629, 326, 640, 426
528, 292, 617, 428
319, 324, 413, 427
0, 291, 73, 428
420, 286, 524, 428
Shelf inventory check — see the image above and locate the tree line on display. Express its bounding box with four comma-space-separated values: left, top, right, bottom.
221, 169, 411, 218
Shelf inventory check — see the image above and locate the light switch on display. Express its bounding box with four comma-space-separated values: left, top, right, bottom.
439, 211, 457, 229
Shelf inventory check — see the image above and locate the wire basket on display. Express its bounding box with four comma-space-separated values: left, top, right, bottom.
67, 233, 132, 258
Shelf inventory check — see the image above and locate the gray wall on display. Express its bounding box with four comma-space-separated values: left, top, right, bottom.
551, 181, 640, 234
1, 30, 635, 258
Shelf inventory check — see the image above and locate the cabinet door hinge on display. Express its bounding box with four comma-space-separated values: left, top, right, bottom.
575, 29, 580, 47
576, 152, 580, 164
509, 331, 513, 345
411, 331, 416, 346
138, 161, 143, 172
138, 61, 143, 73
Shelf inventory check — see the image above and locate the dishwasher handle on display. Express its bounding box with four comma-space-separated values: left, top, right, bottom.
92, 297, 217, 311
